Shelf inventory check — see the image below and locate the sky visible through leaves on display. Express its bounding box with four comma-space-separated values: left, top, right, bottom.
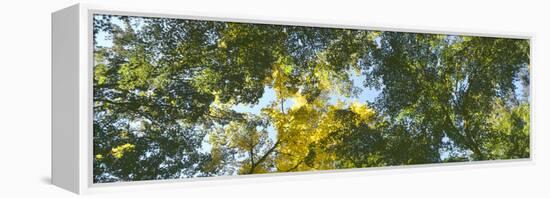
94, 17, 383, 157
92, 14, 530, 183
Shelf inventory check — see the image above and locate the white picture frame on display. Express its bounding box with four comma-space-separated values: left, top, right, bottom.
52, 3, 534, 194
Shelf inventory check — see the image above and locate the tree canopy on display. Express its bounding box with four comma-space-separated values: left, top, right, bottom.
92, 14, 530, 183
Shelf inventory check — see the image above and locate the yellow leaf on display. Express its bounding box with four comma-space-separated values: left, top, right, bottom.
111, 143, 136, 159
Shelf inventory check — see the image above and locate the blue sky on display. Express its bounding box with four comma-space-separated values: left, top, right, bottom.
229, 73, 381, 143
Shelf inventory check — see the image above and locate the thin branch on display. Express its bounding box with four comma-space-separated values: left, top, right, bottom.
248, 139, 281, 174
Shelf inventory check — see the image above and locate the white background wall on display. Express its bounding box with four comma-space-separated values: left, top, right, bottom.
0, 0, 548, 197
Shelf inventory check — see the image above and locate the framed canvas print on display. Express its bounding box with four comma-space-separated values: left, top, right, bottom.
52, 4, 532, 194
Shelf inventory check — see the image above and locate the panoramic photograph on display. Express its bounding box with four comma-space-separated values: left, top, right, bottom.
92, 14, 530, 183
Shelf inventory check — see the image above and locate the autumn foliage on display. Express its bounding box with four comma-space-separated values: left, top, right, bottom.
92, 15, 530, 183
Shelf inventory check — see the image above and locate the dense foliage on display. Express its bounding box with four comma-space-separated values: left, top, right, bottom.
92, 15, 530, 183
